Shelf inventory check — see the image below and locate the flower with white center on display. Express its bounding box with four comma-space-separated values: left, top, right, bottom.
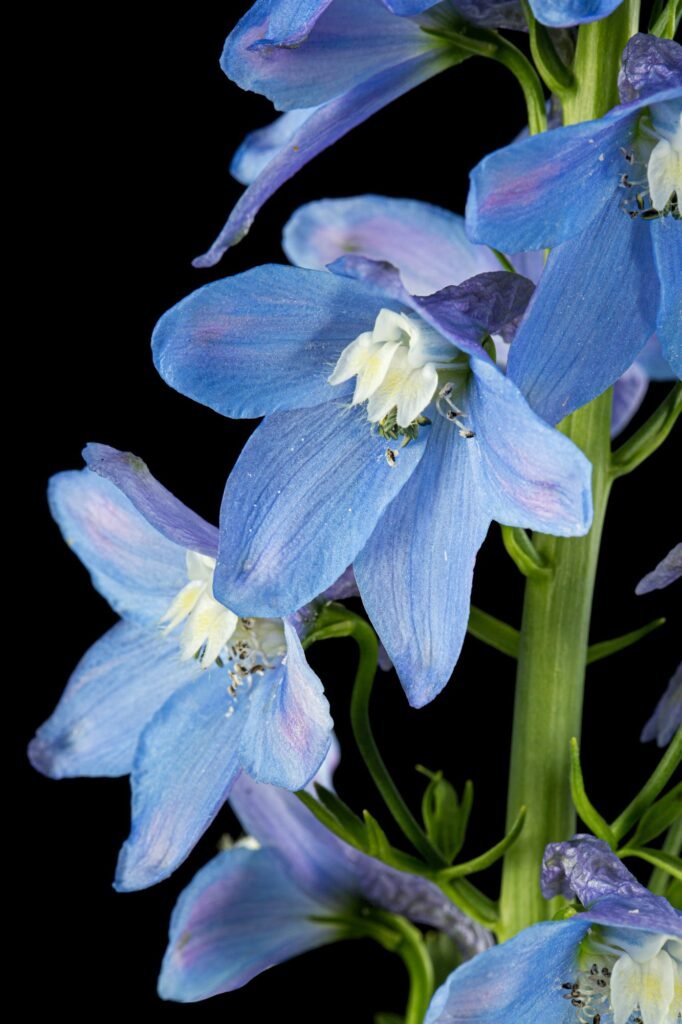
424, 835, 682, 1024
29, 443, 332, 893
647, 106, 682, 214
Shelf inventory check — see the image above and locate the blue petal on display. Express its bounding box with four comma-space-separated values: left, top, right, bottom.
193, 50, 454, 266
83, 444, 218, 557
158, 846, 340, 1002
355, 415, 490, 708
466, 110, 632, 251
641, 664, 682, 747
230, 777, 494, 957
381, 0, 440, 12
114, 669, 245, 891
635, 544, 682, 594
425, 917, 591, 1023
283, 195, 500, 295
28, 622, 201, 779
214, 401, 428, 617
528, 0, 623, 29
636, 336, 676, 381
238, 621, 332, 789
611, 362, 648, 438
651, 216, 682, 377
508, 197, 660, 425
222, 0, 433, 111
449, 0, 527, 29
619, 34, 682, 103
49, 469, 186, 627
153, 265, 388, 417
542, 835, 682, 937
468, 358, 593, 535
231, 109, 316, 185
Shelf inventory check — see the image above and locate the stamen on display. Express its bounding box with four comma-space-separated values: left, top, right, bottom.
437, 384, 476, 439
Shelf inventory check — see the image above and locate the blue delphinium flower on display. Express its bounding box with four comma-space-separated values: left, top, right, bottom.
282, 193, 674, 438
153, 253, 592, 707
29, 444, 334, 891
425, 834, 682, 1023
193, 0, 530, 268
466, 34, 682, 426
159, 766, 493, 1002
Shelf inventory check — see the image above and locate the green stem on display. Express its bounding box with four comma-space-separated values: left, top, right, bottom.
380, 913, 435, 1024
489, 35, 547, 135
499, 390, 614, 939
520, 0, 575, 96
649, 817, 682, 895
563, 0, 640, 124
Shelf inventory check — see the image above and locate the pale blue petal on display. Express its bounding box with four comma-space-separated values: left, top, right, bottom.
222, 0, 433, 111
193, 50, 454, 266
158, 846, 340, 1002
651, 216, 682, 376
355, 415, 490, 708
238, 621, 332, 789
28, 622, 201, 779
48, 469, 186, 627
641, 665, 682, 747
618, 34, 682, 103
425, 918, 591, 1023
636, 336, 676, 381
153, 265, 388, 417
382, 0, 440, 12
635, 544, 682, 594
83, 444, 218, 557
508, 197, 660, 425
231, 109, 316, 185
542, 835, 682, 937
449, 0, 526, 29
528, 0, 623, 29
468, 358, 593, 535
466, 112, 631, 251
283, 195, 499, 295
214, 401, 428, 617
611, 362, 649, 437
114, 670, 245, 891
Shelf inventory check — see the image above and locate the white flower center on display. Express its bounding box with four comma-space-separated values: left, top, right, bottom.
161, 552, 286, 704
328, 308, 466, 431
564, 929, 681, 1024
620, 103, 681, 219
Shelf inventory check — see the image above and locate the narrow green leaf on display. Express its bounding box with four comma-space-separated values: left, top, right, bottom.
570, 738, 617, 846
296, 791, 367, 851
501, 525, 553, 579
467, 606, 519, 659
612, 725, 682, 842
363, 810, 394, 861
650, 0, 681, 37
619, 847, 682, 882
314, 784, 368, 846
587, 618, 666, 664
611, 382, 682, 478
451, 781, 475, 861
630, 783, 682, 848
418, 768, 463, 863
668, 878, 682, 909
438, 805, 527, 880
439, 877, 499, 927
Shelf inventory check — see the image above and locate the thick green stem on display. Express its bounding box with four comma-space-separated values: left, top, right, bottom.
499, 391, 614, 939
563, 0, 640, 124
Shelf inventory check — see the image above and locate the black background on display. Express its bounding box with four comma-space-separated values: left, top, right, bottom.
18, 3, 678, 1018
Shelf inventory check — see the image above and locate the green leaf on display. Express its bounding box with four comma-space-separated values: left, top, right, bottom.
619, 847, 682, 882
569, 738, 616, 846
438, 805, 527, 880
296, 791, 367, 851
467, 606, 519, 659
363, 810, 395, 861
418, 767, 464, 863
314, 784, 367, 846
501, 525, 553, 579
630, 783, 682, 848
375, 1015, 404, 1024
611, 725, 682, 842
649, 0, 681, 37
587, 618, 666, 664
668, 878, 682, 909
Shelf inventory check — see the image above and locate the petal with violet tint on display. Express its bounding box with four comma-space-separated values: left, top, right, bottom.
425, 918, 591, 1024
49, 469, 187, 627
114, 669, 245, 891
238, 622, 332, 790
83, 444, 218, 557
283, 195, 498, 295
158, 846, 340, 1002
467, 357, 593, 536
508, 197, 660, 425
611, 362, 649, 437
618, 34, 682, 103
153, 265, 388, 418
355, 415, 490, 708
636, 544, 682, 594
222, 0, 433, 111
28, 622, 201, 779
466, 111, 632, 251
193, 50, 456, 267
636, 336, 676, 381
231, 109, 316, 185
214, 401, 428, 618
528, 0, 623, 29
651, 215, 682, 376
641, 665, 682, 747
